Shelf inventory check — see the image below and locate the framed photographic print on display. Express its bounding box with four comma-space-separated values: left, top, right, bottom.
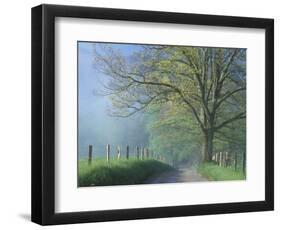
31, 4, 274, 225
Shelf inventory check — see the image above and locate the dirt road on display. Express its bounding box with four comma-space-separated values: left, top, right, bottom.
145, 165, 208, 184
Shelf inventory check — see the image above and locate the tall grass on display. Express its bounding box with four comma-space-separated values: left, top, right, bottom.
78, 158, 174, 187
198, 162, 245, 181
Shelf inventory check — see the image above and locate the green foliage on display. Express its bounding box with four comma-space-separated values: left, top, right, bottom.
145, 102, 201, 165
198, 162, 245, 181
93, 44, 246, 163
78, 158, 174, 186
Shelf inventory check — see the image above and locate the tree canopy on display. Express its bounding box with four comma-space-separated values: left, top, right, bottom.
92, 44, 246, 162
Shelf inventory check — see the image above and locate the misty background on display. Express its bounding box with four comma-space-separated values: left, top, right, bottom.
78, 42, 149, 158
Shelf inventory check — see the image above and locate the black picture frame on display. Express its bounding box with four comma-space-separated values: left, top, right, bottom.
31, 4, 274, 225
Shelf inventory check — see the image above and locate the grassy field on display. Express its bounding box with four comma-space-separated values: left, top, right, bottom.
198, 162, 246, 181
78, 158, 174, 187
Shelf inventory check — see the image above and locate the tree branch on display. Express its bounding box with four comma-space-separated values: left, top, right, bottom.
215, 87, 246, 110
215, 111, 246, 131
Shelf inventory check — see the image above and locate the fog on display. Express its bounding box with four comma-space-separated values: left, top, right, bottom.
78, 42, 149, 158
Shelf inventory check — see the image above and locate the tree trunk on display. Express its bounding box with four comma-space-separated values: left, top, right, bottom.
202, 129, 214, 162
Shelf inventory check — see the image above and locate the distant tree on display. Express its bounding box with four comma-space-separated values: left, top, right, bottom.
145, 102, 201, 165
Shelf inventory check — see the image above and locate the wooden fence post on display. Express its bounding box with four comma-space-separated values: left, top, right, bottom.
117, 145, 121, 160
225, 152, 229, 167
136, 146, 140, 159
126, 145, 129, 159
106, 144, 110, 162
219, 152, 222, 167
88, 145, 93, 165
215, 153, 219, 164
140, 147, 142, 160
233, 152, 237, 171
242, 152, 246, 175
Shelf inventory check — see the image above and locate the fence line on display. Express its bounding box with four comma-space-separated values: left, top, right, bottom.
87, 144, 166, 165
86, 145, 245, 174
212, 151, 246, 174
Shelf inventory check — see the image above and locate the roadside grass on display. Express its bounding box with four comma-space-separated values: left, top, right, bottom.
78, 158, 174, 187
198, 162, 246, 181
